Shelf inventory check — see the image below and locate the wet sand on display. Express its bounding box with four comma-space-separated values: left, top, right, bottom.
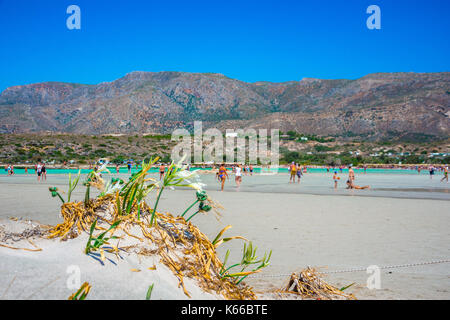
0, 172, 449, 299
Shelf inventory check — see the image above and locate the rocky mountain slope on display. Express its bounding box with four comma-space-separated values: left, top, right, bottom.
1, 71, 449, 140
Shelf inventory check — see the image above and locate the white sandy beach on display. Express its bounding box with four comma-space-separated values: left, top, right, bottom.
0, 172, 449, 299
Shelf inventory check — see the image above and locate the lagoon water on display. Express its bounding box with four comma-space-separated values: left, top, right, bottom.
1, 168, 449, 201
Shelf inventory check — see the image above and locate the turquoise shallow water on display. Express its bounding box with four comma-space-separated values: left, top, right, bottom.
1, 168, 448, 201
0, 167, 445, 176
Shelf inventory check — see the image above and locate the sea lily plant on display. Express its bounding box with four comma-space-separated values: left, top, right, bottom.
220, 241, 272, 284
150, 156, 205, 225
48, 170, 81, 203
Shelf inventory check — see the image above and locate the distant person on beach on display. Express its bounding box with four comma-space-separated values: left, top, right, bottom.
116, 164, 120, 174
348, 165, 355, 182
289, 162, 297, 183
441, 167, 448, 183
296, 163, 302, 183
159, 164, 166, 180
218, 164, 228, 191
24, 166, 28, 174
346, 180, 369, 190
333, 171, 340, 189
429, 166, 435, 179
249, 164, 253, 175
127, 161, 132, 173
235, 164, 242, 187
41, 163, 47, 181
36, 162, 42, 182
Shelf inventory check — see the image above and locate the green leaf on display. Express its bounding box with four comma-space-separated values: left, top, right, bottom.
146, 284, 154, 300
339, 282, 355, 292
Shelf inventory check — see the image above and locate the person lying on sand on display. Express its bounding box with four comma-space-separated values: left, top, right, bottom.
346, 180, 370, 190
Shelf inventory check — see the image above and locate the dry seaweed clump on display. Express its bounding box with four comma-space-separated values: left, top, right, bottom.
44, 158, 263, 300
279, 268, 356, 300
0, 219, 47, 251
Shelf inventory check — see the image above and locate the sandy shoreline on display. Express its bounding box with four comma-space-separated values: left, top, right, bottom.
0, 173, 449, 299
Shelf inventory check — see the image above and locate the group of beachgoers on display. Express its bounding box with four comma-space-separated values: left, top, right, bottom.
4, 164, 15, 175
288, 162, 370, 190
422, 165, 449, 182
288, 162, 305, 183
3, 162, 47, 181
213, 164, 254, 190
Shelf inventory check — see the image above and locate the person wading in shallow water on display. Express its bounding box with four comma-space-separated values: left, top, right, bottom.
41, 163, 47, 181
296, 163, 302, 183
441, 166, 448, 183
348, 165, 355, 183
289, 162, 297, 183
36, 162, 42, 182
235, 164, 242, 188
333, 171, 340, 189
159, 164, 166, 180
218, 163, 228, 191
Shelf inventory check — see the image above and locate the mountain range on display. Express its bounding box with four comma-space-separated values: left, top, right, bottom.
1, 71, 449, 141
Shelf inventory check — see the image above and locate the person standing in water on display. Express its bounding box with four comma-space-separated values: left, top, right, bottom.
41, 163, 47, 181
218, 163, 228, 191
127, 161, 132, 173
289, 162, 297, 183
235, 164, 242, 187
333, 171, 340, 189
348, 165, 355, 183
429, 166, 435, 179
159, 164, 166, 180
296, 163, 302, 183
36, 162, 42, 182
441, 166, 448, 183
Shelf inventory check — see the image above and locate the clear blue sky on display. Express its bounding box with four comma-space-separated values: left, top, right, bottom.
0, 0, 449, 92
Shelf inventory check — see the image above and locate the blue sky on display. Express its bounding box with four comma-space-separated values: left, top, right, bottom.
0, 0, 449, 92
